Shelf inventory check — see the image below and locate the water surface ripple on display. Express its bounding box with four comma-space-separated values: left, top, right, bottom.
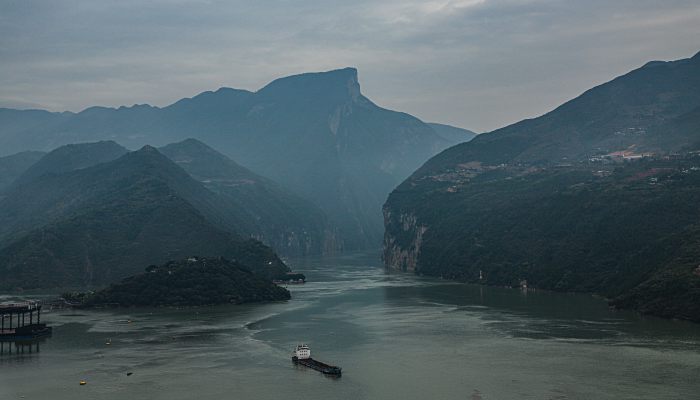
2, 252, 699, 399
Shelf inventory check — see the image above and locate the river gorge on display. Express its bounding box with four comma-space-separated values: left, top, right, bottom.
2, 252, 699, 400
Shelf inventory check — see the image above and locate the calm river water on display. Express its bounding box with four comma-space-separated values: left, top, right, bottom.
1, 252, 699, 399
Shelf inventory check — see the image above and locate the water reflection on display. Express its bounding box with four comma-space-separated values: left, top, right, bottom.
378, 276, 700, 346
0, 338, 46, 357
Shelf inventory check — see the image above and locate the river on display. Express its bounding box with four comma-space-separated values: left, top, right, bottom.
1, 252, 699, 399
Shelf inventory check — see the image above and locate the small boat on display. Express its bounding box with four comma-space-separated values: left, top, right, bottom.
291, 344, 341, 376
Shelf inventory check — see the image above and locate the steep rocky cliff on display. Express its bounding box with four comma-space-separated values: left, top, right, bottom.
383, 51, 700, 322
382, 210, 427, 273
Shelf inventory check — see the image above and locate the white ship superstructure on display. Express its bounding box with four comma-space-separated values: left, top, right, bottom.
294, 344, 311, 359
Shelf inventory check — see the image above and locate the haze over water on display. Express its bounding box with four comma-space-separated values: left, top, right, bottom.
2, 252, 699, 400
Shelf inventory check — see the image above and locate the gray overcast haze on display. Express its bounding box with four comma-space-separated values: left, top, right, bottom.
1, 0, 699, 132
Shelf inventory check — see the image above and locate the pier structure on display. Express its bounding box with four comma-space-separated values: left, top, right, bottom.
0, 301, 52, 341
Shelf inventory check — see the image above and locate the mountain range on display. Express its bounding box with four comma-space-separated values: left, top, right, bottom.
0, 150, 46, 195
416, 51, 700, 174
383, 50, 700, 322
0, 68, 474, 249
11, 140, 128, 188
158, 139, 337, 255
0, 145, 289, 290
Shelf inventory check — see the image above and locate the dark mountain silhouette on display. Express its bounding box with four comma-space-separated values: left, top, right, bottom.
159, 138, 339, 255
64, 257, 291, 307
0, 146, 288, 290
0, 108, 70, 152
416, 51, 700, 174
383, 51, 700, 322
11, 140, 128, 188
0, 68, 464, 248
0, 150, 45, 194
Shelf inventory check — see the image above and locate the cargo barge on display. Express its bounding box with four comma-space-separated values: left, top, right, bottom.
292, 344, 342, 376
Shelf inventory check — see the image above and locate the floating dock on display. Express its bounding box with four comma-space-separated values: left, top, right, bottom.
0, 301, 52, 341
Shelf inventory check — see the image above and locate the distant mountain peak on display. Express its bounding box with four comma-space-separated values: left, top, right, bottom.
0, 66, 455, 251
12, 140, 129, 187
38, 141, 127, 160
138, 144, 159, 153
178, 138, 210, 148
117, 104, 156, 111
124, 145, 176, 169
258, 67, 361, 102
322, 66, 359, 83
642, 60, 667, 68
214, 87, 253, 95
160, 138, 226, 162
642, 50, 700, 69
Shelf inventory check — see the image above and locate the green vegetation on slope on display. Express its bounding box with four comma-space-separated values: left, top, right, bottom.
12, 140, 128, 187
63, 257, 290, 307
0, 150, 45, 194
385, 157, 700, 321
0, 145, 288, 290
416, 51, 700, 175
160, 138, 338, 255
384, 51, 700, 322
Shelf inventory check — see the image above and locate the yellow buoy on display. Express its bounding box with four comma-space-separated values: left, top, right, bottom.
79, 380, 87, 386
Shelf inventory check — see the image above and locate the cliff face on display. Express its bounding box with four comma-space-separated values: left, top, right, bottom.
383, 157, 700, 323
250, 226, 341, 257
382, 51, 700, 322
382, 209, 427, 273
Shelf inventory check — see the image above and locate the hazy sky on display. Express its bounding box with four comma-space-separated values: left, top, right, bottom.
1, 0, 699, 132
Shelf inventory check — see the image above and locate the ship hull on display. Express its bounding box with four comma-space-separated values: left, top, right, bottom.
292, 356, 342, 376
